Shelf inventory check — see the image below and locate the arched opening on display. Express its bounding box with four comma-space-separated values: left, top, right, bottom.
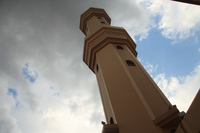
126, 60, 136, 66
116, 46, 124, 50
110, 117, 114, 124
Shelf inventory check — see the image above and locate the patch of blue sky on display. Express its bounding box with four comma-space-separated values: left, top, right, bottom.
138, 0, 152, 9
7, 88, 18, 99
54, 93, 60, 96
22, 63, 38, 83
151, 15, 162, 25
7, 88, 22, 108
136, 27, 200, 78
15, 101, 22, 108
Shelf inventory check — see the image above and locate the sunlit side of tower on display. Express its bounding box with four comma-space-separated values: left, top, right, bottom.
80, 8, 182, 133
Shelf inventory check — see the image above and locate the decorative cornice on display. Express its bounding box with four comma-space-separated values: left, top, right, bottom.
83, 26, 137, 72
102, 124, 119, 133
153, 106, 181, 128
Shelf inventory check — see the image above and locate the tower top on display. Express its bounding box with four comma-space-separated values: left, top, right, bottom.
80, 7, 137, 72
80, 7, 111, 35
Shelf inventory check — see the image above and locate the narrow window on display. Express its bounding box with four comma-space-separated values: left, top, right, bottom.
116, 46, 124, 50
96, 64, 99, 72
126, 60, 135, 66
110, 117, 114, 124
101, 21, 105, 24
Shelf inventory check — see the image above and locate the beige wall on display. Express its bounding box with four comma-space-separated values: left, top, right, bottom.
85, 16, 109, 37
95, 43, 163, 132
118, 44, 171, 118
176, 89, 200, 133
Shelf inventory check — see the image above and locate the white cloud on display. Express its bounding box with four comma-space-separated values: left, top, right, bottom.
133, 58, 200, 112
154, 64, 200, 112
108, 0, 155, 41
0, 78, 22, 133
0, 108, 22, 133
6, 69, 103, 133
147, 0, 200, 41
107, 0, 200, 42
198, 48, 200, 52
144, 62, 158, 75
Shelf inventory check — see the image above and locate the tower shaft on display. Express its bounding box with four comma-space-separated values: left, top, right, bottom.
80, 7, 181, 133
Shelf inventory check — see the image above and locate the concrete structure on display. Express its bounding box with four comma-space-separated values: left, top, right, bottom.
80, 7, 200, 133
176, 89, 200, 133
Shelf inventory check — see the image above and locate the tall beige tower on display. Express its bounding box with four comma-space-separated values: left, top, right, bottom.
80, 8, 182, 133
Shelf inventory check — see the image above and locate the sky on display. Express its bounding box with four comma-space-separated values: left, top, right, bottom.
0, 0, 200, 133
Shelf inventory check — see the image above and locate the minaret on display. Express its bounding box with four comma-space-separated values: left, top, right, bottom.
80, 8, 181, 133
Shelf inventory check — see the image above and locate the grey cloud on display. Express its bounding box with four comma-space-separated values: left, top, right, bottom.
89, 111, 105, 125
0, 0, 151, 132
0, 108, 21, 133
0, 84, 21, 133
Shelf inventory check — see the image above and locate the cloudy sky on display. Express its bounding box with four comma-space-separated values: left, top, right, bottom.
0, 0, 200, 133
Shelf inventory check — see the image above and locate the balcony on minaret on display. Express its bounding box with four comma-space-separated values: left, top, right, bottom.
102, 124, 119, 133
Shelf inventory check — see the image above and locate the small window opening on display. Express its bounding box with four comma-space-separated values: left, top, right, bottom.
126, 60, 135, 66
96, 64, 99, 72
110, 117, 114, 124
116, 46, 124, 50
101, 21, 105, 24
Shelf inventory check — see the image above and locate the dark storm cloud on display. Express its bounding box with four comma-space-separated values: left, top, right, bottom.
0, 0, 118, 81
0, 1, 114, 132
0, 0, 152, 132
0, 0, 147, 81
